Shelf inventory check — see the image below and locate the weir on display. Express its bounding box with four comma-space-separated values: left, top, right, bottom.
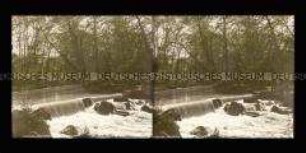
31, 94, 122, 118
162, 94, 253, 119
166, 99, 215, 118
33, 99, 86, 117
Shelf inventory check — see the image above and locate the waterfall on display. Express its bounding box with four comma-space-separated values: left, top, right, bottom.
26, 94, 122, 118
33, 98, 88, 118
165, 99, 216, 119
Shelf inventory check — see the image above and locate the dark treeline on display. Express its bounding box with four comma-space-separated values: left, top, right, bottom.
12, 16, 294, 93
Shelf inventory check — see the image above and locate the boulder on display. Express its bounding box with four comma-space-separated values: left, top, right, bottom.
114, 110, 130, 116
94, 101, 115, 115
254, 102, 266, 111
113, 97, 128, 102
244, 111, 261, 117
82, 98, 94, 108
32, 108, 51, 120
190, 127, 220, 138
75, 127, 91, 138
266, 100, 275, 106
190, 126, 209, 137
60, 125, 78, 136
162, 109, 182, 121
270, 105, 292, 115
212, 98, 223, 108
29, 131, 39, 136
209, 128, 220, 138
134, 99, 145, 106
141, 104, 154, 113
153, 109, 182, 138
223, 102, 245, 116
124, 101, 136, 110
12, 108, 51, 138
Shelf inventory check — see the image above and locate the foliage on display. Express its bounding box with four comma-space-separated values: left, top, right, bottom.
12, 16, 294, 93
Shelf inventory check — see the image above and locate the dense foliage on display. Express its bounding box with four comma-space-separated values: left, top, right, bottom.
12, 16, 294, 93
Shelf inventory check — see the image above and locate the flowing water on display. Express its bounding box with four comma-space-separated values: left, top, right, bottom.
12, 85, 152, 138
178, 106, 293, 138
158, 90, 293, 138
47, 104, 152, 138
13, 85, 293, 138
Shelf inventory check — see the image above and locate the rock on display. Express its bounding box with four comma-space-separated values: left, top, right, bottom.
141, 104, 154, 113
163, 109, 182, 121
12, 109, 51, 137
94, 101, 115, 115
254, 102, 266, 111
60, 125, 78, 136
113, 97, 128, 102
244, 111, 261, 117
29, 131, 39, 136
212, 98, 223, 108
134, 99, 145, 106
75, 127, 91, 138
114, 110, 130, 116
124, 101, 136, 110
153, 109, 182, 138
223, 102, 245, 116
190, 127, 221, 138
32, 108, 51, 120
270, 105, 292, 115
266, 101, 275, 106
209, 128, 220, 138
82, 98, 93, 108
190, 126, 209, 137
270, 105, 281, 113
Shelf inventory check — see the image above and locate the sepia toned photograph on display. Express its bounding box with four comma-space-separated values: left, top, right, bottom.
12, 15, 294, 138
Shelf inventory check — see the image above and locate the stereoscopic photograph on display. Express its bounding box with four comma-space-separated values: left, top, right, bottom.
12, 15, 294, 138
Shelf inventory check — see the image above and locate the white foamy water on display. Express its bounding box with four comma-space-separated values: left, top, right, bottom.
47, 106, 152, 138
178, 107, 293, 138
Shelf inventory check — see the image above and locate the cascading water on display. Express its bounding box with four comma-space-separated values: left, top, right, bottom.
12, 84, 152, 138
159, 93, 293, 138
47, 100, 152, 138
163, 99, 216, 119
22, 94, 122, 118
178, 106, 293, 138
32, 98, 86, 118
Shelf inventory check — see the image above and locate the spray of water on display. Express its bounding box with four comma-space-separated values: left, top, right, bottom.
47, 105, 152, 138
178, 103, 293, 138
